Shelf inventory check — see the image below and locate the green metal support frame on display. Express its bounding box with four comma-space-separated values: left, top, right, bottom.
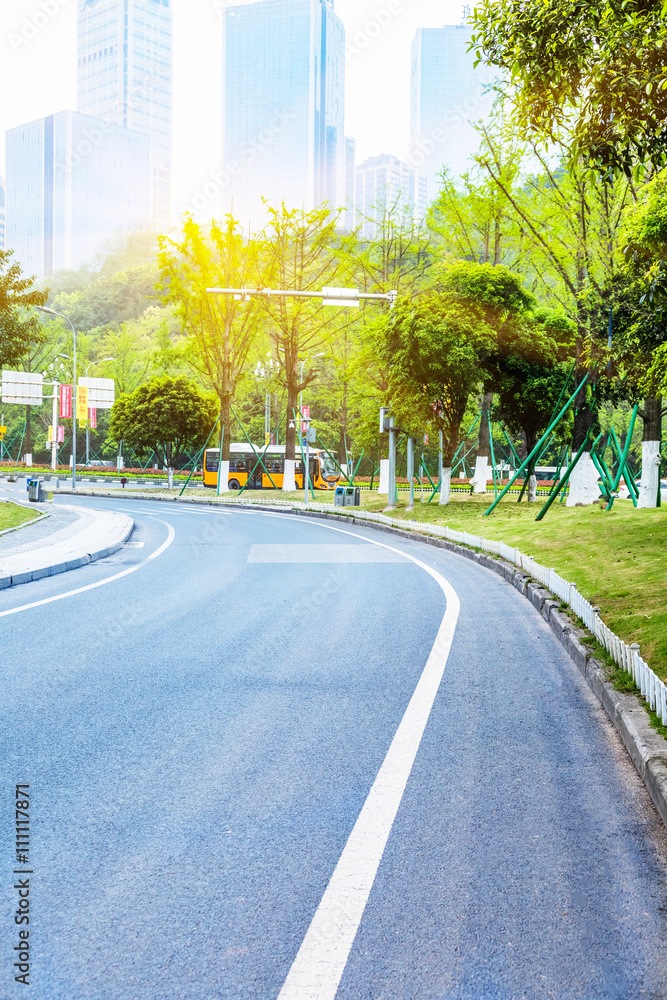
484, 375, 589, 516
179, 419, 220, 497
488, 415, 499, 499
232, 406, 279, 494
535, 430, 600, 521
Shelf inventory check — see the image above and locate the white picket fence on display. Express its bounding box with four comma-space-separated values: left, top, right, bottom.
215, 497, 666, 726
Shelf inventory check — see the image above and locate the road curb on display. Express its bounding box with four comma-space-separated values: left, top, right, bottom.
0, 507, 134, 591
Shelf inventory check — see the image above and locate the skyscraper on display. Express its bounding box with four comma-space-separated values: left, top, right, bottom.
77, 0, 172, 226
6, 111, 151, 279
222, 0, 345, 229
410, 25, 496, 199
355, 154, 427, 238
0, 177, 5, 251
344, 137, 356, 231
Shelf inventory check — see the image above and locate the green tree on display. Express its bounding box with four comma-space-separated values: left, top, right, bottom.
158, 216, 263, 465
109, 375, 217, 486
472, 0, 667, 174
258, 203, 351, 464
0, 249, 48, 369
378, 263, 512, 504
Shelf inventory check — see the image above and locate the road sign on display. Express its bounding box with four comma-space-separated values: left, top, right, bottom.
78, 377, 114, 409
60, 384, 73, 419
2, 371, 44, 405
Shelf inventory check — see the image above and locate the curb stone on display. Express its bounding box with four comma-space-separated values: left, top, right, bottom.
0, 508, 134, 590
56, 490, 667, 829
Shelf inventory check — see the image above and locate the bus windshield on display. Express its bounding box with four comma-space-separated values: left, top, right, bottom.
321, 453, 340, 478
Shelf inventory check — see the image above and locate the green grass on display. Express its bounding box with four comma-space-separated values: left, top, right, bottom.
0, 502, 40, 533
357, 492, 667, 680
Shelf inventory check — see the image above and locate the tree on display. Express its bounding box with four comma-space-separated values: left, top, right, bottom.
109, 375, 217, 487
472, 0, 667, 175
257, 204, 351, 468
158, 216, 263, 469
379, 282, 496, 504
0, 249, 48, 369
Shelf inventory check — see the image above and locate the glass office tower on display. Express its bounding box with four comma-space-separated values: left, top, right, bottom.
0, 177, 5, 250
410, 25, 496, 198
6, 111, 151, 279
355, 154, 428, 238
222, 0, 345, 229
77, 0, 172, 226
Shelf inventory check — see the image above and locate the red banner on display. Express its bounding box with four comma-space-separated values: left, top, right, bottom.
60, 384, 72, 419
88, 408, 97, 429
57, 426, 65, 443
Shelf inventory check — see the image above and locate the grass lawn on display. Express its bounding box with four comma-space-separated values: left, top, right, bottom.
358, 492, 667, 681
0, 502, 40, 533
95, 484, 667, 679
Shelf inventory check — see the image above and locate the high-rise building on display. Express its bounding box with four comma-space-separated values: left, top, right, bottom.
77, 0, 172, 226
410, 25, 496, 198
0, 177, 5, 251
344, 137, 356, 231
355, 154, 427, 238
6, 111, 151, 279
222, 0, 346, 229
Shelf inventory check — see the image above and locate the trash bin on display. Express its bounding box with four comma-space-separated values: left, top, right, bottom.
27, 479, 44, 502
343, 485, 360, 506
334, 485, 346, 507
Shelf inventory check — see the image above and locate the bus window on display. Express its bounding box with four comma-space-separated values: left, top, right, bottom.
206, 453, 219, 472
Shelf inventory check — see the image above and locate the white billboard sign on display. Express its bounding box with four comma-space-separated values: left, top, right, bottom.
78, 377, 115, 410
1, 371, 44, 405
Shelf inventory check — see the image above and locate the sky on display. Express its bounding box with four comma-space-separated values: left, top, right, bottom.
0, 0, 467, 216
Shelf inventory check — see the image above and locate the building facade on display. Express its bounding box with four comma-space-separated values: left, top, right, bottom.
354, 154, 427, 237
6, 111, 151, 279
0, 177, 5, 250
344, 136, 356, 231
222, 0, 345, 229
77, 0, 172, 226
410, 25, 496, 199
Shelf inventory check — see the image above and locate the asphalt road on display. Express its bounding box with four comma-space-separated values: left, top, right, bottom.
2, 495, 667, 1000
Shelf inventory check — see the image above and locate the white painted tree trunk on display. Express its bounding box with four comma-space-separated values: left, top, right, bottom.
566, 451, 600, 506
472, 455, 490, 493
283, 459, 297, 491
167, 467, 174, 489
528, 474, 538, 502
638, 441, 661, 508
217, 460, 230, 493
378, 459, 390, 493
439, 467, 452, 505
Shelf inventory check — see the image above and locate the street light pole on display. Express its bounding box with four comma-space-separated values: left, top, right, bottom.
39, 307, 77, 489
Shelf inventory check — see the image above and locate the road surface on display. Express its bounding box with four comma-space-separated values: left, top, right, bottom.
1, 494, 667, 1000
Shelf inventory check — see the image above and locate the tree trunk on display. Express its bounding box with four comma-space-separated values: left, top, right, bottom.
638, 395, 662, 509
167, 467, 174, 489
439, 467, 452, 505
219, 393, 232, 462
285, 362, 299, 461
473, 392, 493, 493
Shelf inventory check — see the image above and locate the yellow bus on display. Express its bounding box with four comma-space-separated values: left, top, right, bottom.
203, 443, 341, 491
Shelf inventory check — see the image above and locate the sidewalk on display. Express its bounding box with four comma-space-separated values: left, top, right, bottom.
0, 504, 134, 589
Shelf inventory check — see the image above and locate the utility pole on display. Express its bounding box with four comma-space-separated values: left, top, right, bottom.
387, 416, 397, 511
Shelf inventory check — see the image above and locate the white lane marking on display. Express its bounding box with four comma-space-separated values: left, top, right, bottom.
0, 520, 175, 619
272, 515, 460, 1000
247, 543, 405, 564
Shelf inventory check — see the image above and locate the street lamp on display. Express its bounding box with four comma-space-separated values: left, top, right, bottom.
38, 306, 78, 490
83, 358, 114, 466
